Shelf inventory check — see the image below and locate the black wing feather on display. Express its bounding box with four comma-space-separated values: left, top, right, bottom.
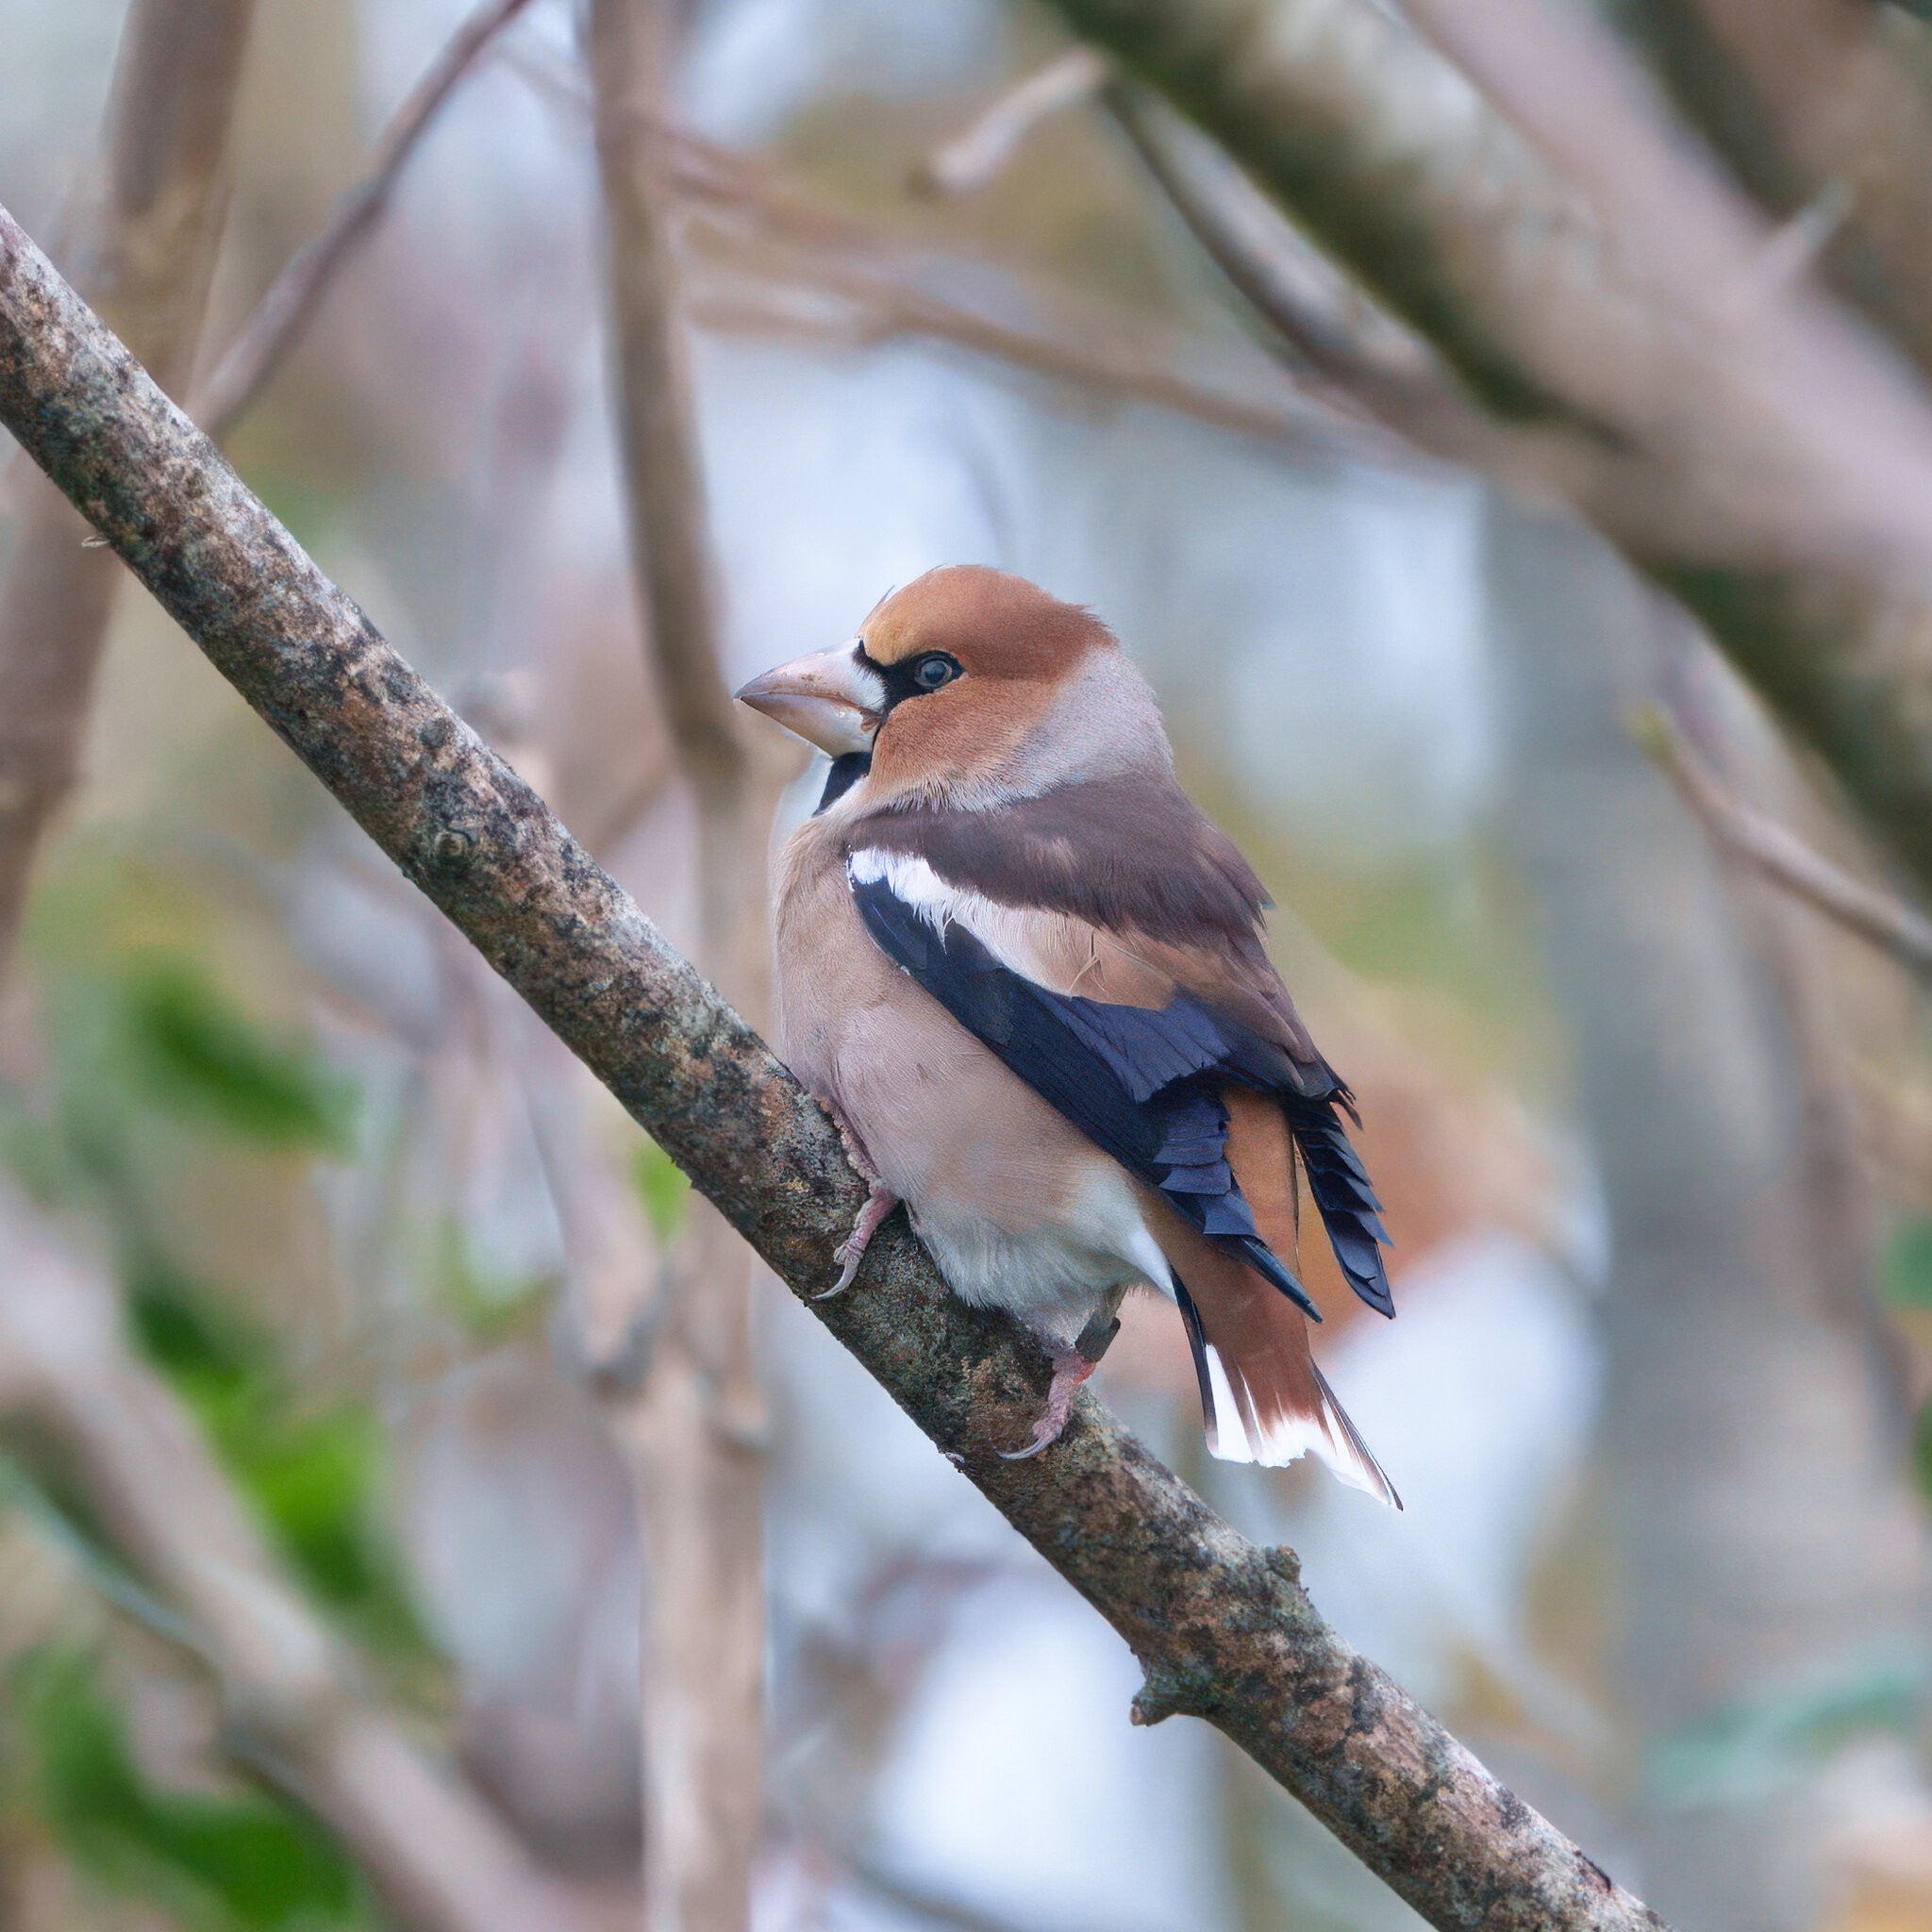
853, 873, 1394, 1322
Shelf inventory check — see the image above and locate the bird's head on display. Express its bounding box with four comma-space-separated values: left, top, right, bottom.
734, 565, 1167, 808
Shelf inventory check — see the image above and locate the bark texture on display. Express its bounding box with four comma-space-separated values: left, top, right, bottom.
0, 0, 255, 964
0, 203, 1666, 1932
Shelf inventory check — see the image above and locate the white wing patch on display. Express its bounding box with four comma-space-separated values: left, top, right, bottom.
848, 847, 1081, 994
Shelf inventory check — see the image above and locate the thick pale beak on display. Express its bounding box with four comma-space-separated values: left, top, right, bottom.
734, 646, 882, 758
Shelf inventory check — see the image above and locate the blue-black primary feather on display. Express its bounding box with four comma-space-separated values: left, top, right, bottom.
851, 872, 1396, 1321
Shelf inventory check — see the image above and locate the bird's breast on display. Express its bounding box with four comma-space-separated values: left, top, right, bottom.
773, 821, 1164, 1337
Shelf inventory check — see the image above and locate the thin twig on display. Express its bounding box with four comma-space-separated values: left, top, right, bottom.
1634, 704, 1932, 976
0, 199, 1669, 1932
497, 58, 1389, 460
192, 0, 539, 441
1100, 79, 1634, 509
683, 223, 1372, 458
911, 47, 1113, 198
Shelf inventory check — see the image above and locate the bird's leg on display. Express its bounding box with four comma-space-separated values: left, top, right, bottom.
813, 1103, 900, 1302
998, 1304, 1121, 1460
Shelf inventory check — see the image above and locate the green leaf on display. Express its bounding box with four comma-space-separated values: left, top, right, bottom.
1646, 1648, 1927, 1804
1883, 1214, 1932, 1310
632, 1138, 691, 1248
118, 958, 358, 1155
125, 1269, 432, 1660
9, 1642, 366, 1929
1913, 1393, 1932, 1504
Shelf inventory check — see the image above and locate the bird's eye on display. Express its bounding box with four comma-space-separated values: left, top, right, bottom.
911, 653, 960, 691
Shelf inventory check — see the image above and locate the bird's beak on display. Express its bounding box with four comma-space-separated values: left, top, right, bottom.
735, 646, 882, 758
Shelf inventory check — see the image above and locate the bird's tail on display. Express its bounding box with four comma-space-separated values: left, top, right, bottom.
1164, 1231, 1399, 1507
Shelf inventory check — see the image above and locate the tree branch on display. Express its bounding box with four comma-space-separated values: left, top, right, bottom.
0, 203, 1667, 1932
682, 217, 1374, 458
1634, 703, 1932, 976
1041, 0, 1932, 904
191, 0, 538, 442
1607, 0, 1932, 378
0, 1185, 599, 1932
911, 47, 1113, 198
1098, 80, 1629, 501
0, 0, 255, 969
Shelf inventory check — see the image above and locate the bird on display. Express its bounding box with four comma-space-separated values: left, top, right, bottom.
735, 566, 1399, 1505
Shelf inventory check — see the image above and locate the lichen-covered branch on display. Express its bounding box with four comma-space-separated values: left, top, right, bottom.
1043, 0, 1932, 901
0, 202, 1664, 1932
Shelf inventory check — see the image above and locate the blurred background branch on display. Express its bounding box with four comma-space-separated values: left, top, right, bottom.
1636, 705, 1932, 980
0, 0, 254, 971
192, 0, 537, 443
1042, 0, 1932, 905
588, 0, 772, 1924
0, 1184, 600, 1932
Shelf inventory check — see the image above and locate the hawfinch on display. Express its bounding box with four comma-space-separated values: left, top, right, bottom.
738, 567, 1397, 1505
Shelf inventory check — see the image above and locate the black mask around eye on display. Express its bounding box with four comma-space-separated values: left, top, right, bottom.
858, 644, 964, 709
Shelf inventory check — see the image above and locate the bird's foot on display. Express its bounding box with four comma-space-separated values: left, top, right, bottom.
813, 1177, 900, 1302
999, 1348, 1100, 1461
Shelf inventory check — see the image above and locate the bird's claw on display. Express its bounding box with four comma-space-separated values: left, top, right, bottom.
997, 1348, 1097, 1460
811, 1178, 899, 1302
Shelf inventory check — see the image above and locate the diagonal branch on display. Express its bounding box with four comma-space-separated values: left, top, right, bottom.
0, 201, 1666, 1932
192, 0, 539, 442
1041, 0, 1932, 906
1097, 80, 1632, 504
1634, 704, 1932, 977
502, 51, 1384, 458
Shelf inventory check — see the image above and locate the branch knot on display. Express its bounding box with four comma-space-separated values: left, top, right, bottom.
1131, 1659, 1210, 1727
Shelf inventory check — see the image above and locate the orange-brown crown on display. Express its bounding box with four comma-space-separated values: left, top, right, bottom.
860, 566, 1113, 676
859, 568, 1118, 803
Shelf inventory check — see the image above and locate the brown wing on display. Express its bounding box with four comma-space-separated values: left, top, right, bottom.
849, 770, 1331, 1071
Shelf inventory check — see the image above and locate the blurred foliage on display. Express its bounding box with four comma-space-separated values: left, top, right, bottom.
0, 841, 434, 1664
117, 958, 357, 1155
1884, 1214, 1932, 1312
126, 1266, 432, 1663
1646, 1650, 1928, 1806
5, 1642, 369, 1931
429, 1213, 553, 1345
632, 1137, 691, 1249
